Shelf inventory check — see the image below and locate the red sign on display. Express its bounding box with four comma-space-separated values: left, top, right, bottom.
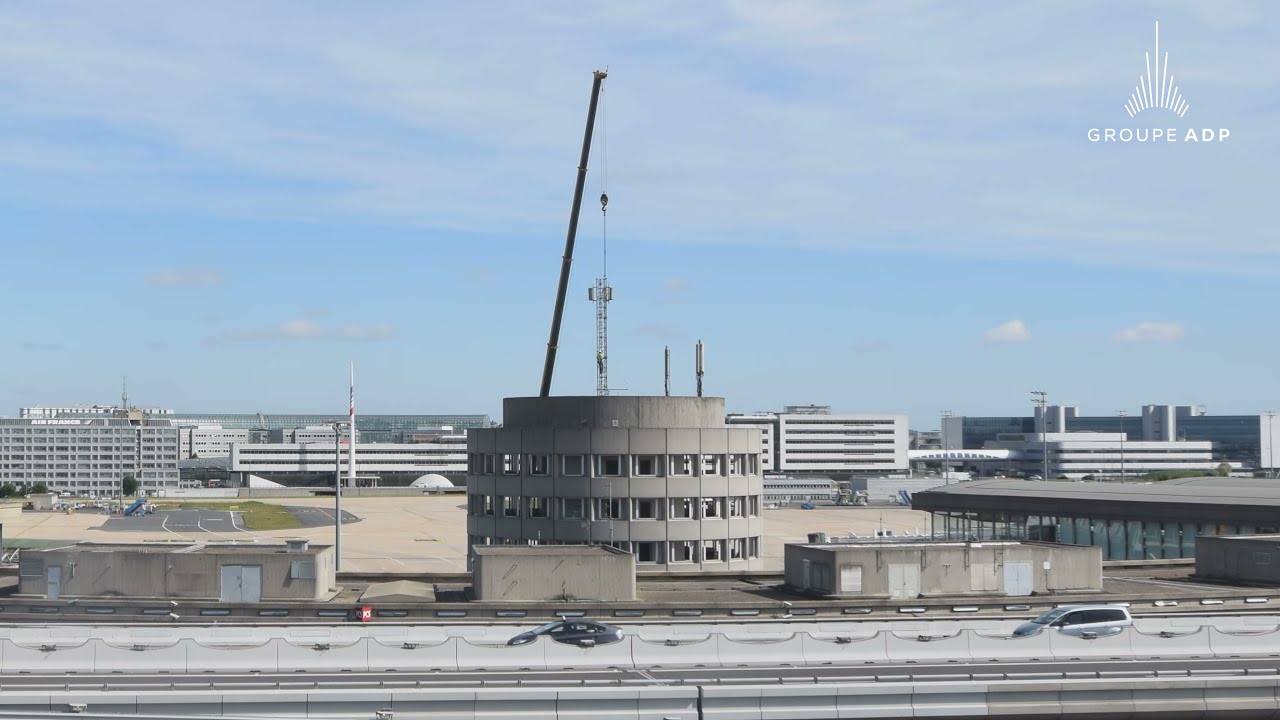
357, 606, 373, 622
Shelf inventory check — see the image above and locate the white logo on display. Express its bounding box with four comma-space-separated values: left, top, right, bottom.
1125, 21, 1188, 118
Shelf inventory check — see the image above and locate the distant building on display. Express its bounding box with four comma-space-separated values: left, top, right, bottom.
178, 426, 252, 458
229, 436, 467, 486
20, 405, 174, 419
0, 418, 179, 493
943, 404, 1272, 469
985, 432, 1218, 479
727, 407, 909, 476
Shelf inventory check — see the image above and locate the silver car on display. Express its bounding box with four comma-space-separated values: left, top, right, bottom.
1012, 605, 1133, 637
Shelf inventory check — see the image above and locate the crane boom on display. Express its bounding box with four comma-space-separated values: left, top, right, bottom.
539, 69, 608, 398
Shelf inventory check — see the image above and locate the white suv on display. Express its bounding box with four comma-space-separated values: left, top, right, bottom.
1012, 605, 1133, 637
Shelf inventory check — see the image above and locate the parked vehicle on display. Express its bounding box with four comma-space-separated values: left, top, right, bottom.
1012, 605, 1133, 637
506, 620, 623, 647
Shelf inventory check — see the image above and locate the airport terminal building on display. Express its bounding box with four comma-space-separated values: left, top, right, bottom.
914, 477, 1280, 561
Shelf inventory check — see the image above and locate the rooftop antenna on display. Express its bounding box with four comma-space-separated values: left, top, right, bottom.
589, 83, 612, 396
121, 376, 129, 410
695, 340, 704, 398
664, 346, 670, 397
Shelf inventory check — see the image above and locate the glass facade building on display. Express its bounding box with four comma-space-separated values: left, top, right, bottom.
916, 477, 1280, 561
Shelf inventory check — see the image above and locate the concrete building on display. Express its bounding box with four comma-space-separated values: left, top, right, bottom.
983, 432, 1218, 479
944, 404, 1273, 470
171, 413, 490, 443
727, 406, 908, 476
472, 546, 636, 602
784, 540, 1102, 598
21, 404, 174, 419
915, 477, 1280, 561
0, 418, 180, 494
467, 396, 765, 572
230, 438, 468, 486
178, 426, 252, 459
18, 540, 335, 602
1195, 535, 1280, 586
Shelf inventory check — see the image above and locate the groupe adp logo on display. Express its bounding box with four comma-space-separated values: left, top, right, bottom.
1088, 21, 1230, 143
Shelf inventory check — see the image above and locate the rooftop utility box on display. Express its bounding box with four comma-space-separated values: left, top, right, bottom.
784, 540, 1101, 599
472, 545, 636, 602
18, 542, 336, 602
1196, 535, 1280, 585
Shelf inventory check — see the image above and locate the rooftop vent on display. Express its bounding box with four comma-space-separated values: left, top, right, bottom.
286, 539, 309, 554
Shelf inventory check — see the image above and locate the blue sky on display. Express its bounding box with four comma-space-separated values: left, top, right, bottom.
2, 1, 1277, 428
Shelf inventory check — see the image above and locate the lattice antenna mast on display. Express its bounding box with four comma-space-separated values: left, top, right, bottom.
589, 78, 612, 396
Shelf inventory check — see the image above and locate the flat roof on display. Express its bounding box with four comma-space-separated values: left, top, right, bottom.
472, 545, 627, 557
913, 477, 1280, 524
37, 542, 331, 555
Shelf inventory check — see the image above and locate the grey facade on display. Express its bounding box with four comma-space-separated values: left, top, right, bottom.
18, 541, 335, 602
784, 541, 1102, 599
467, 396, 765, 573
1195, 535, 1280, 586
0, 418, 179, 493
727, 408, 909, 476
472, 545, 636, 602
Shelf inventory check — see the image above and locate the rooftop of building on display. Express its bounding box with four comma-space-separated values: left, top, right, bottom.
791, 539, 1074, 551
471, 545, 629, 558
914, 477, 1280, 508
36, 541, 331, 555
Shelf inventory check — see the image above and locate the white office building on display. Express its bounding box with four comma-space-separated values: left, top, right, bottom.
0, 418, 180, 493
178, 426, 252, 459
986, 433, 1219, 479
230, 437, 467, 486
728, 406, 909, 476
20, 405, 175, 419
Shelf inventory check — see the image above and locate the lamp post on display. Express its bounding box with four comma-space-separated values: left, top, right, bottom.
941, 410, 953, 480
331, 421, 344, 572
1031, 391, 1048, 480
1267, 411, 1277, 479
1118, 410, 1128, 483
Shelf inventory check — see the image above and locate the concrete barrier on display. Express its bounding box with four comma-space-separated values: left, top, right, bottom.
966, 631, 1053, 662
221, 689, 312, 717
1047, 629, 1134, 661
631, 636, 721, 669
474, 688, 557, 719
985, 681, 1063, 717
1, 640, 96, 674
183, 638, 279, 673
556, 687, 641, 720
455, 638, 549, 671
884, 631, 973, 663
276, 637, 371, 672
700, 684, 761, 720
1208, 627, 1280, 658
800, 632, 889, 665
367, 637, 459, 671
835, 682, 916, 718
386, 688, 479, 720
301, 690, 396, 719
716, 635, 805, 667
1126, 627, 1212, 659
757, 684, 840, 720
1202, 676, 1280, 717
542, 636, 635, 669
910, 681, 991, 717
93, 640, 188, 673
637, 687, 699, 720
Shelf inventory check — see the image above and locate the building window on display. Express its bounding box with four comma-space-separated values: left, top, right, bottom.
749, 496, 760, 516
702, 454, 723, 476
482, 454, 496, 474
596, 455, 623, 477
527, 497, 549, 518
671, 541, 694, 563
528, 455, 550, 476
482, 495, 495, 516
669, 497, 696, 519
562, 498, 585, 520
748, 536, 761, 558
502, 454, 520, 475
669, 454, 696, 476
728, 454, 745, 476
598, 497, 625, 520
502, 496, 519, 517
728, 496, 744, 518
636, 541, 662, 563
562, 455, 585, 477
701, 497, 723, 519
749, 454, 759, 475
729, 538, 745, 560
702, 540, 723, 562
633, 498, 660, 520
633, 455, 659, 476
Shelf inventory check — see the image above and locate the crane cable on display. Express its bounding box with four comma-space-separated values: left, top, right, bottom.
598, 77, 608, 278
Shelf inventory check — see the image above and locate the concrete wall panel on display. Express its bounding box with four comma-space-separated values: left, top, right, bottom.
390, 689, 478, 720
276, 638, 371, 672
757, 685, 839, 720
884, 631, 973, 663
716, 635, 805, 667
800, 633, 890, 665
184, 638, 279, 673
967, 631, 1053, 662
1, 640, 96, 673
1127, 628, 1212, 659
1208, 627, 1280, 658
455, 639, 547, 671
475, 688, 557, 720
835, 683, 915, 718
541, 636, 635, 669
910, 682, 991, 718
93, 641, 187, 673
700, 684, 760, 720
637, 687, 700, 720
367, 638, 458, 671
556, 687, 640, 720
631, 636, 720, 669
1047, 630, 1134, 661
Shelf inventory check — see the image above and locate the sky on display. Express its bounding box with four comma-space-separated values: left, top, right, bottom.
2, 1, 1278, 429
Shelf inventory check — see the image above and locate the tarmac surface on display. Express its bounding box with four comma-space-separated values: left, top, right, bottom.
98, 507, 360, 533
4, 496, 929, 573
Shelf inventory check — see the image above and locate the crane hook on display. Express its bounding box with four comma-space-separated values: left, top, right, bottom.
600, 192, 608, 212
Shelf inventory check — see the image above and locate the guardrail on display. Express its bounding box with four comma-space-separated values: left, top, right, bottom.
1, 625, 1278, 675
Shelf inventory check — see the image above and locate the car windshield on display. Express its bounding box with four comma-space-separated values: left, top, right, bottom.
1030, 607, 1073, 625
531, 622, 563, 635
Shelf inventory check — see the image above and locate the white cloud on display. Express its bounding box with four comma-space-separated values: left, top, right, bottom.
983, 320, 1032, 344
144, 267, 223, 287
215, 319, 392, 343
1115, 322, 1185, 343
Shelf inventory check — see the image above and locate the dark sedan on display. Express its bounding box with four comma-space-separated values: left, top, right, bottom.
506, 620, 623, 647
